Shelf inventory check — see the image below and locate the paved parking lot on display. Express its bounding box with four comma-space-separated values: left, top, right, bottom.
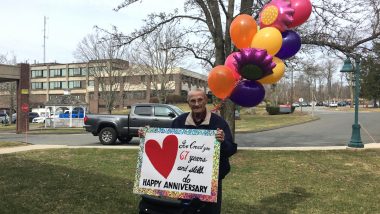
1, 109, 379, 147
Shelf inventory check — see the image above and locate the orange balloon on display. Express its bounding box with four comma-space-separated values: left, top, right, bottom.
251, 27, 282, 55
208, 65, 237, 99
258, 57, 285, 84
230, 14, 258, 49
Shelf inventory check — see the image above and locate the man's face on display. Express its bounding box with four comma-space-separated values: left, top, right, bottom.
188, 91, 207, 114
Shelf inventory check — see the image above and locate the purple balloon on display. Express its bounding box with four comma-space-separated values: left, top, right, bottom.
276, 30, 301, 60
229, 80, 265, 107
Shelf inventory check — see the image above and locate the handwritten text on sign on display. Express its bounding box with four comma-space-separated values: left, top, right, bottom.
133, 128, 220, 202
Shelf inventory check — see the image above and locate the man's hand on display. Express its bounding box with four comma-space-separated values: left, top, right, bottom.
215, 128, 225, 142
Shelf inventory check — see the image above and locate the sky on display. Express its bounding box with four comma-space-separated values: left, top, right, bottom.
0, 0, 185, 65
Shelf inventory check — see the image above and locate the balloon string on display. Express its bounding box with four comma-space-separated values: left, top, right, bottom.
211, 78, 243, 113
211, 100, 225, 113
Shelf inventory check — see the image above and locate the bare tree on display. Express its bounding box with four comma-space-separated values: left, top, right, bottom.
0, 54, 17, 124
129, 22, 186, 103
301, 0, 380, 58
74, 30, 129, 114
319, 59, 337, 104
301, 60, 322, 104
108, 0, 380, 136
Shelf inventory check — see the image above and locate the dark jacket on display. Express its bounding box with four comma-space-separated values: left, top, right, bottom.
171, 111, 237, 179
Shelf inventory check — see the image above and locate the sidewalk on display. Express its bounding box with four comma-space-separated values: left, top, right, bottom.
1, 143, 380, 155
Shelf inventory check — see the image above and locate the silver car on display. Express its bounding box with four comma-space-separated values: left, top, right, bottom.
0, 112, 9, 124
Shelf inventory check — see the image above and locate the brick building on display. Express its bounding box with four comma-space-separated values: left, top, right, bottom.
0, 59, 208, 113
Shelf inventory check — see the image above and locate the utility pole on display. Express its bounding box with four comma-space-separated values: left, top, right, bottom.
43, 16, 47, 64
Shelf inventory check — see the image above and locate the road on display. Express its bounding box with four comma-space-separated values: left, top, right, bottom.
238, 110, 379, 147
1, 109, 379, 147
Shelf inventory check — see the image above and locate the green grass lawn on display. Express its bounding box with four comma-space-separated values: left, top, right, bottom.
0, 123, 86, 134
0, 141, 28, 148
1, 149, 379, 213
236, 111, 318, 133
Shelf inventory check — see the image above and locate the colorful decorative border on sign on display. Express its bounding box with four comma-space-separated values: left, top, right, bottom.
133, 128, 220, 203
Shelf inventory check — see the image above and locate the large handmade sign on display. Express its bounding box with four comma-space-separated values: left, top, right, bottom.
133, 128, 220, 202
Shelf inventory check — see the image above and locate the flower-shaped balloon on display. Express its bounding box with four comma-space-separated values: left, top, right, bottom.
259, 0, 294, 32
234, 48, 276, 81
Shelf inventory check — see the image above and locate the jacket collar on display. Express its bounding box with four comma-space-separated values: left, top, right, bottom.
185, 109, 211, 126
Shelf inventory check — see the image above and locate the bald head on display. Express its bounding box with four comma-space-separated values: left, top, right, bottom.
187, 89, 207, 102
187, 89, 208, 114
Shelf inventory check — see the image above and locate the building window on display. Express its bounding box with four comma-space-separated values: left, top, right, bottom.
88, 66, 106, 76
69, 81, 81, 89
31, 82, 47, 90
62, 81, 68, 89
88, 80, 95, 86
169, 74, 173, 81
31, 70, 48, 78
80, 67, 87, 75
141, 75, 145, 82
49, 81, 62, 89
68, 68, 82, 76
61, 69, 67, 76
88, 67, 95, 75
49, 69, 66, 77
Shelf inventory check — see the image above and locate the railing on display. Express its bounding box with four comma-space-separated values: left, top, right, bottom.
45, 118, 84, 128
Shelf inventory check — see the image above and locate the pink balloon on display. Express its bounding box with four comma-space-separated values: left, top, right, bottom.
224, 52, 241, 80
288, 0, 312, 28
259, 0, 294, 32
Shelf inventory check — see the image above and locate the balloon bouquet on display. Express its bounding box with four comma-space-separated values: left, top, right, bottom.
208, 0, 312, 107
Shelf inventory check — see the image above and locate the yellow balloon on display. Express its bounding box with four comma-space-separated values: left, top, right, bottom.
251, 27, 282, 56
258, 57, 285, 84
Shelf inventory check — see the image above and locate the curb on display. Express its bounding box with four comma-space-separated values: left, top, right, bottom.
1, 143, 380, 154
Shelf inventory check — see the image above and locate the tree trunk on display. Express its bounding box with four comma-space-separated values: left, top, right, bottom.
240, 0, 254, 15
221, 99, 235, 137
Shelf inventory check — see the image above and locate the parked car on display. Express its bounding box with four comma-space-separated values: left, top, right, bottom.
316, 101, 324, 106
0, 112, 9, 124
32, 116, 46, 124
292, 102, 300, 107
11, 113, 16, 123
338, 101, 347, 106
11, 112, 40, 123
329, 102, 338, 107
84, 103, 184, 145
28, 112, 40, 122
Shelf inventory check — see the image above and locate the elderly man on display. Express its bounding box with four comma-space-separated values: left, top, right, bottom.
138, 89, 237, 214
171, 89, 237, 214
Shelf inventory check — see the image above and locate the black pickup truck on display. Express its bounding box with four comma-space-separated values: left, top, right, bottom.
84, 103, 184, 145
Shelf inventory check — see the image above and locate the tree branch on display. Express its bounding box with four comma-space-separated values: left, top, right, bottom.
98, 15, 208, 47
166, 45, 213, 67
218, 0, 228, 18
195, 0, 216, 36
114, 0, 139, 11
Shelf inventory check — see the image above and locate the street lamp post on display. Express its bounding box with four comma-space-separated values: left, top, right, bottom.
340, 57, 364, 148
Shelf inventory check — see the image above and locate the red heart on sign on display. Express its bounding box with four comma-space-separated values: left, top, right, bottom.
145, 135, 178, 179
